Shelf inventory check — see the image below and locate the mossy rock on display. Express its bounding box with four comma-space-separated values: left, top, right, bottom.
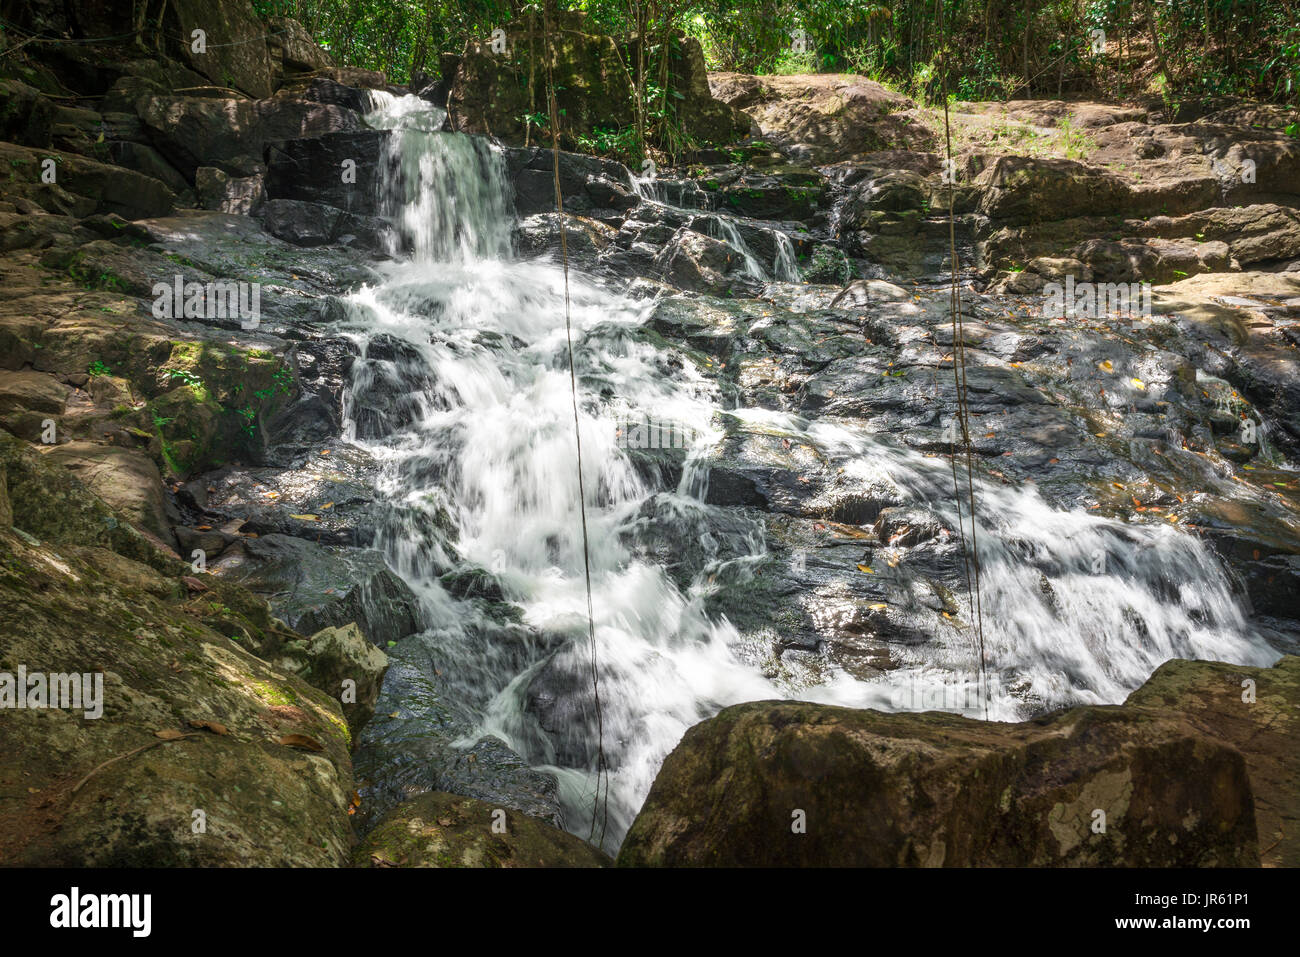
0, 525, 352, 866
619, 682, 1267, 867
353, 791, 610, 868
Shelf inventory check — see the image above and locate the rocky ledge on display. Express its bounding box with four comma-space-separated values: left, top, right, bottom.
619, 654, 1298, 867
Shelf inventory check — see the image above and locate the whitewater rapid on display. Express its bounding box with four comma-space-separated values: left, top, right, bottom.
337, 93, 1279, 850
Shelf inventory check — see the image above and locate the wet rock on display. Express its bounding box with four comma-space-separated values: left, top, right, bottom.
619, 688, 1261, 866
655, 227, 752, 295
504, 147, 638, 219
619, 493, 764, 592
517, 644, 610, 769
705, 165, 827, 222
262, 391, 342, 462
353, 641, 563, 833
515, 212, 617, 268
255, 198, 386, 251
213, 533, 423, 647
264, 129, 386, 212
353, 791, 609, 868
195, 166, 265, 215
276, 622, 389, 736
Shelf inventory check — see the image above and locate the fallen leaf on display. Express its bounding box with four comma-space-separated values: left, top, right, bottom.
154, 729, 188, 740
277, 734, 325, 752
189, 719, 229, 735
868, 603, 888, 611
289, 514, 319, 522
856, 563, 874, 574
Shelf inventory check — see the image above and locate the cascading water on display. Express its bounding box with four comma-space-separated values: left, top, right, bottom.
704, 215, 768, 280
338, 94, 1280, 852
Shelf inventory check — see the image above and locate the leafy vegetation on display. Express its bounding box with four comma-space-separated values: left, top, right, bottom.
256, 0, 1298, 105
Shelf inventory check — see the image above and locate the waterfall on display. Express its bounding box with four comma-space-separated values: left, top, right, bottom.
336, 95, 1279, 852
773, 231, 801, 282
704, 215, 767, 279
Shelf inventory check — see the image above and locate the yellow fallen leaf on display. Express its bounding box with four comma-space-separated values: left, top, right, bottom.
189, 719, 229, 735
1131, 378, 1145, 390
1098, 360, 1113, 372
289, 514, 319, 522
856, 564, 874, 574
869, 603, 888, 611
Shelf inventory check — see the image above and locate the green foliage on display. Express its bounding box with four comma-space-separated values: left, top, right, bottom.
573, 125, 641, 163
269, 0, 1297, 107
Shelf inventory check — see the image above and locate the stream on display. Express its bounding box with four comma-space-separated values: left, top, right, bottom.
338, 93, 1280, 852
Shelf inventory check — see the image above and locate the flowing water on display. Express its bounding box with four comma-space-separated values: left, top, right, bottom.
339, 94, 1280, 851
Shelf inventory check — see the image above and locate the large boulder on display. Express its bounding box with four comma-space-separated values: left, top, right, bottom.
1125, 656, 1300, 867
503, 146, 638, 219
267, 16, 336, 78
0, 79, 55, 148
975, 155, 1131, 225
263, 130, 387, 212
0, 438, 353, 867
163, 0, 275, 99
353, 792, 610, 868
617, 659, 1282, 865
136, 93, 362, 179
708, 73, 932, 163
654, 227, 747, 295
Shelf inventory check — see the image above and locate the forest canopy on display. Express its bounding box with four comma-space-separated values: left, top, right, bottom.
251, 0, 1299, 105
